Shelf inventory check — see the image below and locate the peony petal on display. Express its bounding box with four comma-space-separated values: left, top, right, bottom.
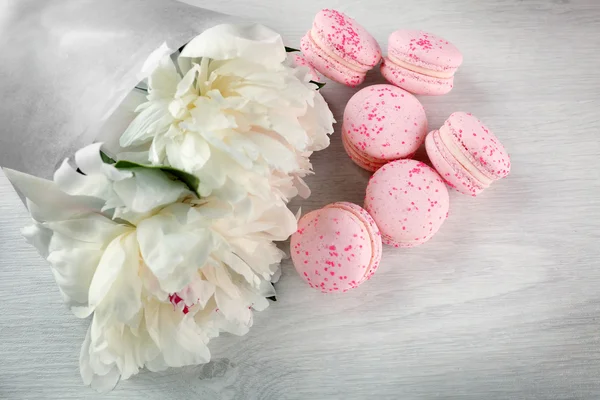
93, 233, 143, 325
145, 300, 211, 367
177, 274, 216, 309
87, 234, 128, 312
219, 250, 260, 287
112, 168, 188, 214
165, 132, 211, 173
214, 288, 252, 324
80, 326, 121, 392
201, 262, 240, 299
119, 100, 172, 147
188, 198, 233, 221
147, 54, 180, 100
174, 64, 200, 98
45, 213, 129, 243
293, 175, 311, 199
47, 244, 102, 316
74, 143, 125, 181
54, 159, 111, 198
3, 168, 105, 221
246, 131, 298, 173
22, 222, 52, 258
267, 110, 309, 150
181, 24, 286, 69
137, 213, 213, 293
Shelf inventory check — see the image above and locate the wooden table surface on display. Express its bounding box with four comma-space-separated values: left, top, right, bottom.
1, 0, 600, 398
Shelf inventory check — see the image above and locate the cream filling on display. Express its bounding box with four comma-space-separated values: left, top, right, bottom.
388, 53, 455, 79
328, 202, 379, 281
438, 125, 493, 186
310, 29, 369, 73
342, 129, 385, 167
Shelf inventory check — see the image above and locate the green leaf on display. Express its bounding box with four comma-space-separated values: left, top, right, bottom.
98, 149, 199, 197
100, 150, 116, 165
310, 80, 326, 90
285, 46, 300, 53
114, 160, 200, 198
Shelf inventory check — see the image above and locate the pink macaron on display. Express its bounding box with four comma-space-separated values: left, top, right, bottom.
365, 159, 449, 247
301, 9, 381, 87
342, 84, 428, 171
288, 53, 321, 82
290, 202, 382, 293
425, 112, 511, 196
381, 30, 463, 96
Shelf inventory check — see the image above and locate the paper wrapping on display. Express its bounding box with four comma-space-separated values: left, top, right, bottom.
0, 0, 238, 180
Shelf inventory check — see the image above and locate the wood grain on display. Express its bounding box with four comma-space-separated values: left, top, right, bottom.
2, 0, 600, 398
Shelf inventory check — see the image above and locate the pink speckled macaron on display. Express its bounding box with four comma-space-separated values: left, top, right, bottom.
425, 112, 511, 196
342, 84, 428, 172
381, 30, 463, 96
288, 53, 321, 82
290, 202, 382, 293
301, 9, 381, 87
365, 159, 449, 247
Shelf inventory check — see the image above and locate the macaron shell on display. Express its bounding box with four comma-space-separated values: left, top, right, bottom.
388, 30, 463, 72
313, 9, 381, 69
444, 112, 511, 180
343, 84, 428, 166
425, 130, 485, 196
381, 58, 454, 96
325, 202, 382, 284
290, 203, 381, 292
365, 159, 450, 247
341, 128, 385, 171
301, 33, 364, 87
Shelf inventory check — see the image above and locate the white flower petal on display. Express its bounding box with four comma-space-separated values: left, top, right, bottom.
246, 131, 298, 173
3, 168, 104, 221
202, 262, 240, 299
189, 198, 233, 221
147, 55, 180, 100
214, 288, 252, 324
22, 222, 52, 258
181, 24, 286, 68
80, 326, 121, 392
145, 300, 211, 367
293, 175, 311, 199
112, 168, 188, 214
120, 100, 172, 147
219, 250, 260, 287
175, 64, 200, 98
45, 214, 128, 243
176, 275, 216, 310
93, 233, 143, 325
267, 110, 309, 150
164, 131, 212, 173
87, 234, 128, 313
137, 213, 213, 293
48, 245, 102, 317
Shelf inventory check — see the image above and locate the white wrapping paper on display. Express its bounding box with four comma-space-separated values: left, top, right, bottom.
0, 0, 238, 179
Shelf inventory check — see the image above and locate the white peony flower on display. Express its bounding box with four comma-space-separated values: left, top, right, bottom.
119, 24, 335, 204
5, 143, 296, 391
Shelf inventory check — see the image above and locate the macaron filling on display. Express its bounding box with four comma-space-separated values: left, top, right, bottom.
438, 124, 494, 186
387, 54, 456, 79
428, 131, 486, 194
341, 128, 387, 171
325, 202, 381, 282
380, 232, 421, 248
309, 29, 371, 73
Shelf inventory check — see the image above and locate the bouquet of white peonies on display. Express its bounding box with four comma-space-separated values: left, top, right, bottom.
0, 0, 334, 391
